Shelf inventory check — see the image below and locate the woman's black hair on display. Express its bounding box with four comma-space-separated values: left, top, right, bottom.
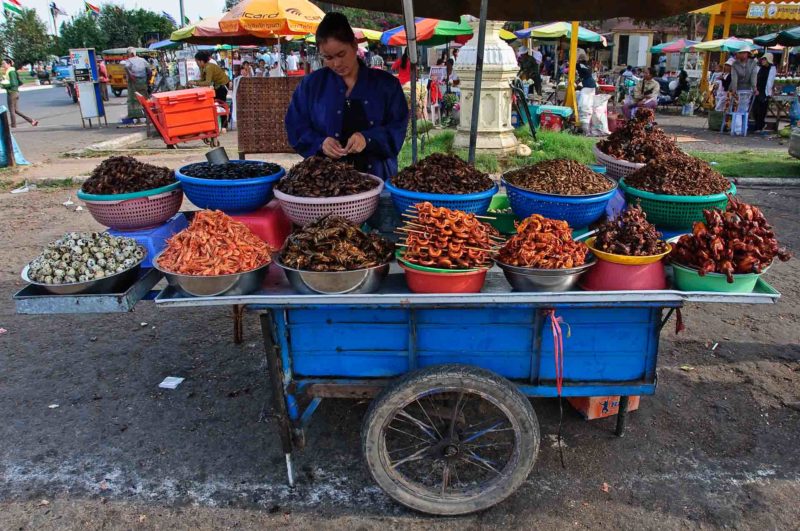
679, 69, 688, 80
195, 51, 211, 63
401, 49, 408, 69
315, 12, 356, 44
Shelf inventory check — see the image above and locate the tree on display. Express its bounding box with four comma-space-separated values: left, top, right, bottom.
0, 8, 53, 67
128, 9, 176, 44
99, 6, 139, 48
224, 0, 240, 10
56, 13, 107, 55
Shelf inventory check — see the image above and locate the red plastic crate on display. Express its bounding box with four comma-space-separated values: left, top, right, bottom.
151, 88, 218, 139
567, 396, 640, 420
539, 111, 564, 132
229, 199, 292, 250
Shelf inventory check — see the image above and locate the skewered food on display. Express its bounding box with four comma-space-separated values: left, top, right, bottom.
81, 156, 175, 195
281, 215, 394, 271
400, 202, 500, 269
594, 204, 667, 256
392, 153, 494, 194
505, 159, 614, 195
157, 210, 271, 275
179, 161, 282, 180
624, 153, 731, 196
276, 155, 378, 197
671, 196, 791, 282
27, 232, 144, 284
498, 214, 588, 268
597, 108, 682, 164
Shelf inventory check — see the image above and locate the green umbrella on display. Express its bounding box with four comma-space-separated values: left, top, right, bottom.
692, 37, 760, 53
755, 26, 800, 47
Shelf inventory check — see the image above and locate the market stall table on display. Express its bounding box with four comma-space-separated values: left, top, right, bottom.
768, 94, 794, 129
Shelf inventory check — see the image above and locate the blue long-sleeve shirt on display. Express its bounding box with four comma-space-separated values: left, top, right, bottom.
285, 62, 409, 180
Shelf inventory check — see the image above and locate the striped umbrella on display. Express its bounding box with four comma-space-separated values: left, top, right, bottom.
650, 38, 699, 54
514, 22, 606, 46
692, 37, 760, 53
381, 18, 472, 46
306, 28, 383, 44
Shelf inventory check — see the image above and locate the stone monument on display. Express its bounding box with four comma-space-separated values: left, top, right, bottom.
453, 19, 519, 154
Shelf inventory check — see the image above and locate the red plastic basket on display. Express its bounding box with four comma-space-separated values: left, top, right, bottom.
400, 263, 488, 293
82, 189, 184, 230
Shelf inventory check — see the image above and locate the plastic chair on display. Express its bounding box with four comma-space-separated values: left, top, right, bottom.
722, 90, 753, 136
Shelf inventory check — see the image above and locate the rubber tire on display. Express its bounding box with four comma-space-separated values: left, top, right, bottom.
112, 89, 123, 97
362, 364, 540, 516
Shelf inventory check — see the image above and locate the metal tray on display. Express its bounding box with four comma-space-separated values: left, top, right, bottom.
153, 264, 781, 308
14, 268, 162, 315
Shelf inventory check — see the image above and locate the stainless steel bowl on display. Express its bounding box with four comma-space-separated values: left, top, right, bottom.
274, 256, 390, 295
153, 252, 270, 297
21, 255, 144, 295
497, 259, 596, 292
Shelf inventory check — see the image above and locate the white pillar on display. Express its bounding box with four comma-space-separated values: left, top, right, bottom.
453, 19, 519, 155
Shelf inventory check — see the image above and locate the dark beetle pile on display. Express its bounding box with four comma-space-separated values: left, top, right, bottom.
81, 156, 175, 195
625, 153, 731, 196
180, 161, 282, 180
281, 215, 394, 271
597, 108, 682, 164
392, 153, 493, 194
594, 204, 668, 256
505, 159, 614, 195
276, 156, 378, 197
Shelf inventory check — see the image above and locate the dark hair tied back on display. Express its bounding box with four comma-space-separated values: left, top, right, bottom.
316, 12, 356, 45
195, 51, 211, 62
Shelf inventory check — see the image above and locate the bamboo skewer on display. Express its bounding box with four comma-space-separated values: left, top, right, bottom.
395, 241, 499, 254
394, 230, 502, 249
400, 221, 506, 242
404, 209, 496, 221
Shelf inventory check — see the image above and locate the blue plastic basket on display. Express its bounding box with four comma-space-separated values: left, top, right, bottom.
175, 161, 285, 214
502, 178, 617, 228
384, 179, 498, 215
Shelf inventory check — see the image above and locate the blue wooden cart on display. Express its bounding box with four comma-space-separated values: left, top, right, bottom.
149, 267, 780, 515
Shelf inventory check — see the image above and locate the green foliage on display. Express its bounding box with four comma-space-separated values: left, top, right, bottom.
55, 7, 176, 54
0, 8, 53, 67
56, 13, 106, 55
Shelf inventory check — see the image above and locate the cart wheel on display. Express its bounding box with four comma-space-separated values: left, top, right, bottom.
112, 89, 123, 97
362, 364, 539, 515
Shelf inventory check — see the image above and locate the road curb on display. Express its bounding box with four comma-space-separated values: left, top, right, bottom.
67, 131, 148, 156
734, 177, 800, 186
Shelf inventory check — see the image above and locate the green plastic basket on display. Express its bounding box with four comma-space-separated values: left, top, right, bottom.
487, 194, 519, 235
672, 262, 760, 293
395, 250, 482, 273
77, 181, 181, 202
618, 180, 736, 230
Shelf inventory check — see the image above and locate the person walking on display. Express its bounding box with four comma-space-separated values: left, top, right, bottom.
752, 53, 777, 132
97, 58, 109, 101
120, 48, 151, 124
1, 58, 38, 127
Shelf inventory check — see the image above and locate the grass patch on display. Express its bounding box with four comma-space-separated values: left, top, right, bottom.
691, 150, 800, 178
398, 127, 598, 173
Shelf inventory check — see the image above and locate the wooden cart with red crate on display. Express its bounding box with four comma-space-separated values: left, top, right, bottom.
136, 88, 230, 148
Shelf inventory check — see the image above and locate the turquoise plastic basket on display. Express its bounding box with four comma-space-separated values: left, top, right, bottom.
619, 180, 736, 230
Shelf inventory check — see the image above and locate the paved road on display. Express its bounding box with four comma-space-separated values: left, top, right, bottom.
5, 85, 133, 165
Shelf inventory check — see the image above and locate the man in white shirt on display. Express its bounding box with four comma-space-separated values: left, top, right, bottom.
286, 51, 298, 72
121, 47, 151, 123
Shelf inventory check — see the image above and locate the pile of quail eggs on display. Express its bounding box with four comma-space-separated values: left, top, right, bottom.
27, 232, 145, 285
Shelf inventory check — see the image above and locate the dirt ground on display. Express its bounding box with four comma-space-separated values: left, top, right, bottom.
0, 185, 798, 530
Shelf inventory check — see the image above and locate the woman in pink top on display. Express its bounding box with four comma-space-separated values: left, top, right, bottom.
391, 50, 411, 85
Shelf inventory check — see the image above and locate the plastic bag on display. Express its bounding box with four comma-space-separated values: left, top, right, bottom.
577, 87, 594, 134
590, 94, 611, 136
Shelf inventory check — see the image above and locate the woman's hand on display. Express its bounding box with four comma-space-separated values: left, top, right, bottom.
344, 132, 367, 154
322, 137, 348, 159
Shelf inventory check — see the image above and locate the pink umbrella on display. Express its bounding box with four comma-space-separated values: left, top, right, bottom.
659, 38, 699, 54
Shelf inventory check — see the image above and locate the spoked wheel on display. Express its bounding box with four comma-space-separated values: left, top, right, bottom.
362, 365, 539, 515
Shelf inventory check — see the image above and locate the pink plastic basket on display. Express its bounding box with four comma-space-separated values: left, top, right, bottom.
83, 189, 184, 230
273, 174, 384, 226
593, 145, 645, 181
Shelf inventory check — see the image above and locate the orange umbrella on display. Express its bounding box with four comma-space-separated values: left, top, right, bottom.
219, 0, 326, 37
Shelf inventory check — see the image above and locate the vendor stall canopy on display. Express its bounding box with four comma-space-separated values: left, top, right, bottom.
171, 15, 268, 45
650, 38, 699, 54
754, 25, 800, 45
695, 1, 800, 25
514, 22, 606, 45
314, 0, 721, 22
692, 36, 760, 52
219, 0, 326, 36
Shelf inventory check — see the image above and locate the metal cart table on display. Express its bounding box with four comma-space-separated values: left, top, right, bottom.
151, 266, 780, 515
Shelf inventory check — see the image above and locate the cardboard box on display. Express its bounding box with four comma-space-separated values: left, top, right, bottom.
567, 395, 641, 420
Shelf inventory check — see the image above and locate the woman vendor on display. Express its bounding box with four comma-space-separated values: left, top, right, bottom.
285, 13, 409, 180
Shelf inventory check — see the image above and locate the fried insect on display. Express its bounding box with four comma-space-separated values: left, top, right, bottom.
498, 214, 588, 269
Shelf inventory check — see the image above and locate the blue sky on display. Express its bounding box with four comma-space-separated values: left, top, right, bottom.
19, 1, 225, 33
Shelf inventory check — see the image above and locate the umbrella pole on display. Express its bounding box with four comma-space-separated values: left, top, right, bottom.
402, 0, 418, 164
468, 0, 489, 164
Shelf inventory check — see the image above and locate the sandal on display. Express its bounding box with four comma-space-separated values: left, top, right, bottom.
31, 120, 39, 127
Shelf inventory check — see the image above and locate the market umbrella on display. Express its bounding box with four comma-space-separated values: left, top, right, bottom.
218, 0, 325, 37
304, 1, 721, 22
692, 37, 760, 52
514, 21, 607, 45
650, 38, 699, 54
171, 16, 268, 45
755, 26, 800, 46
149, 39, 181, 50
381, 17, 472, 46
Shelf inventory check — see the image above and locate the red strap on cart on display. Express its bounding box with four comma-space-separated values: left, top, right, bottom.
547, 309, 565, 396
